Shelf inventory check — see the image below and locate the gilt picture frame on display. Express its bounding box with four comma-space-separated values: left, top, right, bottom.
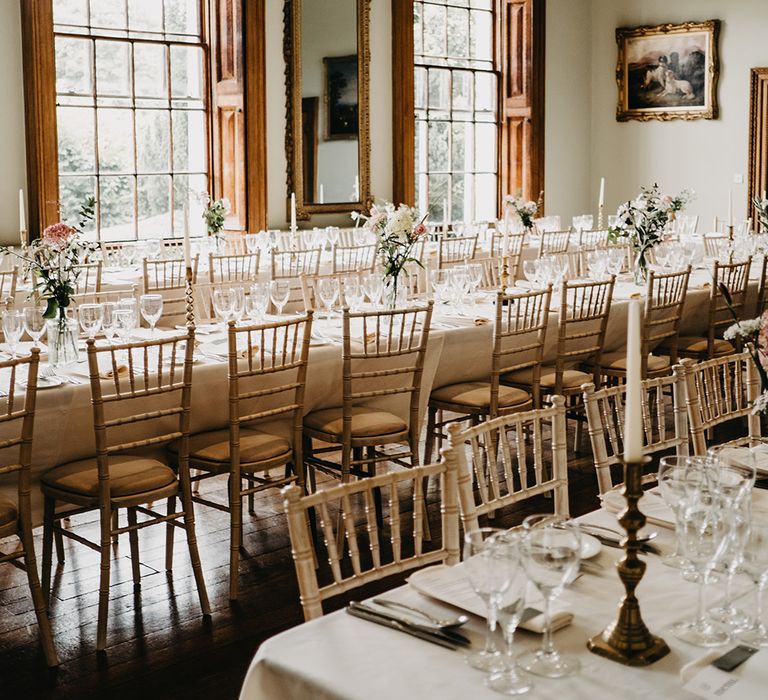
616, 20, 720, 122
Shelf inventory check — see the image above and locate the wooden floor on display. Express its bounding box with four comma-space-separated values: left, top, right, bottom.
0, 446, 606, 700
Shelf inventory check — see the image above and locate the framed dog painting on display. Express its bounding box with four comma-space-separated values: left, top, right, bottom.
616, 20, 720, 122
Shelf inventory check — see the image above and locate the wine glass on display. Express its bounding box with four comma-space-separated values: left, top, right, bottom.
116, 298, 138, 336
739, 506, 768, 647
429, 269, 450, 304
101, 302, 118, 344
341, 276, 363, 312
2, 310, 24, 359
449, 267, 471, 314
230, 286, 246, 324
245, 233, 259, 254
487, 529, 533, 696
522, 260, 538, 288
212, 288, 235, 328
518, 514, 581, 678
361, 273, 383, 307
113, 309, 135, 344
466, 263, 483, 304
23, 306, 46, 350
247, 283, 270, 322
269, 279, 291, 316
672, 488, 732, 646
78, 303, 104, 341
463, 527, 508, 671
317, 278, 340, 320
139, 294, 164, 337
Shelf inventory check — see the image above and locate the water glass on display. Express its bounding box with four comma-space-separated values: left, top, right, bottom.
518, 514, 581, 678
116, 298, 138, 332
23, 307, 46, 349
317, 278, 340, 319
429, 269, 451, 304
341, 276, 363, 311
247, 283, 270, 322
2, 310, 24, 358
78, 303, 104, 340
101, 302, 118, 344
212, 288, 235, 325
522, 260, 538, 287
230, 287, 246, 323
463, 527, 509, 671
739, 507, 768, 646
113, 309, 135, 344
269, 280, 291, 316
361, 273, 383, 307
139, 294, 164, 336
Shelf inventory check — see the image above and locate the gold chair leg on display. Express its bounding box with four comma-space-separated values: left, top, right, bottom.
126, 507, 141, 587
247, 475, 255, 515
165, 495, 176, 572
96, 506, 113, 652
111, 510, 119, 545
423, 406, 437, 464
178, 481, 211, 616
41, 496, 55, 604
229, 473, 242, 601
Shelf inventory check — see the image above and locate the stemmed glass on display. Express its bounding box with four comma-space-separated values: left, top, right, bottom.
113, 309, 134, 344
317, 278, 340, 320
672, 487, 732, 646
429, 269, 450, 304
212, 288, 235, 328
269, 280, 291, 317
23, 307, 46, 350
230, 287, 246, 324
463, 527, 508, 671
518, 514, 581, 678
116, 298, 138, 341
78, 303, 104, 341
139, 294, 164, 337
449, 267, 471, 315
247, 283, 270, 322
739, 506, 768, 646
522, 261, 538, 288
466, 263, 483, 304
2, 310, 24, 358
361, 273, 383, 308
488, 530, 533, 696
245, 233, 259, 254
341, 276, 363, 312
101, 302, 118, 344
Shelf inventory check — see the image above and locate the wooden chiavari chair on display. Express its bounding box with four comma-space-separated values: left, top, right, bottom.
681, 353, 761, 456
282, 459, 460, 621
0, 349, 58, 666
300, 271, 365, 314
142, 255, 200, 326
490, 230, 526, 257
220, 232, 247, 255
192, 280, 250, 325
502, 277, 615, 450
73, 262, 102, 295
603, 267, 692, 381
40, 330, 210, 651
443, 397, 569, 532
303, 304, 433, 491
0, 267, 18, 305
271, 248, 322, 313
208, 251, 260, 283
578, 229, 609, 249
173, 315, 312, 599
582, 367, 689, 495
71, 285, 140, 309
436, 234, 478, 269
537, 228, 572, 256
332, 244, 376, 273
424, 287, 552, 463
702, 234, 729, 259
754, 255, 768, 316
547, 250, 583, 280
677, 257, 751, 360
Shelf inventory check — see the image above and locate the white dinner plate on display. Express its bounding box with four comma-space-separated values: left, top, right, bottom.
580, 533, 601, 559
24, 375, 64, 390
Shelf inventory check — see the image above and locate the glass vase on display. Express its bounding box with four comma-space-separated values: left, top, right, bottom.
46, 317, 79, 368
383, 273, 404, 309
634, 248, 648, 286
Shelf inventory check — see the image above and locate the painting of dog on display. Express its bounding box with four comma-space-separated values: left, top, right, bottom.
616, 20, 719, 122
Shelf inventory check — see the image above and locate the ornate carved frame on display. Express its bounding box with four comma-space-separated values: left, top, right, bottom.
748, 68, 768, 228
283, 0, 372, 220
615, 19, 720, 123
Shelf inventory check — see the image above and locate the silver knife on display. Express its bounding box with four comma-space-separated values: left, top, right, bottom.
346, 604, 460, 650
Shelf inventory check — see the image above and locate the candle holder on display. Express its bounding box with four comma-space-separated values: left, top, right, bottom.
587, 456, 670, 666
184, 265, 195, 327
597, 204, 605, 230
500, 255, 510, 293
728, 224, 734, 242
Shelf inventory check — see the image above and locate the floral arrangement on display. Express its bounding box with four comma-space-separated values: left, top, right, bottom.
356, 202, 427, 306
0, 197, 97, 320
608, 183, 682, 283
753, 195, 768, 232
504, 192, 542, 230
200, 194, 231, 235
664, 188, 695, 214
721, 284, 768, 413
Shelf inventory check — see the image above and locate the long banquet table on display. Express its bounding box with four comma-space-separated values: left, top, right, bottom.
238, 504, 757, 700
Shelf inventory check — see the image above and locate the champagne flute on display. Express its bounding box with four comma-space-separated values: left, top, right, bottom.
463, 527, 508, 671
488, 529, 533, 695
230, 286, 245, 324
2, 310, 24, 359
269, 280, 291, 316
78, 303, 104, 341
139, 294, 164, 337
23, 306, 46, 350
739, 506, 768, 647
518, 514, 581, 678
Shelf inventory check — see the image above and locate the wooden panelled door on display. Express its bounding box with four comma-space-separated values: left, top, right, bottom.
499, 0, 545, 209
749, 67, 768, 228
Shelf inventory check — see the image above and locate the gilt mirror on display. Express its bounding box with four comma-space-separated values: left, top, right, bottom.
284, 0, 371, 219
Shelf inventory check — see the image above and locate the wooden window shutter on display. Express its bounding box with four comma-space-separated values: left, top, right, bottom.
499, 0, 545, 210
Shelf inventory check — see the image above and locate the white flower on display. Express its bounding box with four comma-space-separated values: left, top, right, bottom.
220, 198, 231, 214
723, 318, 762, 341
752, 392, 768, 415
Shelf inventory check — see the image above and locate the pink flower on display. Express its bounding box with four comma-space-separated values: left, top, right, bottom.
412, 223, 427, 238
42, 222, 75, 247
661, 194, 673, 206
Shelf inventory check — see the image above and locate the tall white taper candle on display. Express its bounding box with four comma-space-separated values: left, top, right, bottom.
290, 192, 297, 232
598, 177, 605, 208
443, 198, 448, 233
624, 300, 643, 462
728, 189, 733, 227
183, 206, 191, 269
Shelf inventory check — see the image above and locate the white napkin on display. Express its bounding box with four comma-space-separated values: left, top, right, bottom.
600, 486, 676, 529
681, 648, 768, 699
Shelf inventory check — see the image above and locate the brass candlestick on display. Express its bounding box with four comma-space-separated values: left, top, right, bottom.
184, 265, 195, 327
598, 204, 605, 229
500, 255, 510, 293
728, 224, 734, 242
587, 456, 670, 666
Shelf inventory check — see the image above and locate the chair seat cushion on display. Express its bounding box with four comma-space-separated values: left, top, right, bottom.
41, 455, 176, 498
502, 366, 592, 390
601, 352, 670, 372
304, 406, 407, 440
677, 336, 735, 356
0, 494, 17, 528
181, 428, 292, 464
430, 382, 530, 409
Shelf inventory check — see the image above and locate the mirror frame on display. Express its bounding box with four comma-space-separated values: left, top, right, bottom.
283, 0, 372, 220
